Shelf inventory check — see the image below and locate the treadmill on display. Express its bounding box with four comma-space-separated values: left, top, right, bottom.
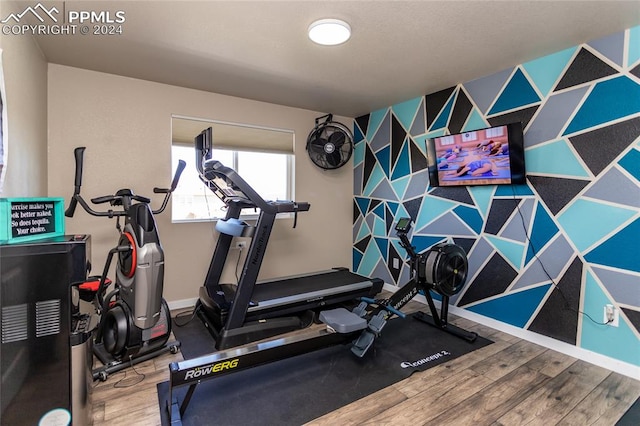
193, 127, 383, 350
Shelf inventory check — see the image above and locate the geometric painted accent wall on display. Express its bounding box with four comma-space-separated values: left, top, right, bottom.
353, 26, 640, 367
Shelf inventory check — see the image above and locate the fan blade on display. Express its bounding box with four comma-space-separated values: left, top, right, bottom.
326, 150, 343, 168
309, 139, 327, 154
311, 136, 328, 147
328, 130, 346, 148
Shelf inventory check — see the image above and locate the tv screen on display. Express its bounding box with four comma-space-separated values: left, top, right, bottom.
426, 122, 525, 187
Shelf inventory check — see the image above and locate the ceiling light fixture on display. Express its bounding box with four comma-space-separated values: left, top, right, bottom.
308, 19, 351, 46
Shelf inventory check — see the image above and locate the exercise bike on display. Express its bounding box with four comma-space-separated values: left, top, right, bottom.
66, 147, 186, 381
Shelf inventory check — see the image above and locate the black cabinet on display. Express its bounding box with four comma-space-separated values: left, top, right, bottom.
0, 235, 92, 425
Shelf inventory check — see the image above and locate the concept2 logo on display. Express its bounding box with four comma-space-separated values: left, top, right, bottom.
1, 2, 126, 36
183, 359, 239, 380
400, 350, 451, 368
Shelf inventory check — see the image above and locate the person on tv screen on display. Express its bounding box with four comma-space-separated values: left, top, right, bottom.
445, 156, 497, 177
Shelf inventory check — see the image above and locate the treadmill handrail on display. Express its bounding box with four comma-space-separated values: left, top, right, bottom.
202, 159, 310, 214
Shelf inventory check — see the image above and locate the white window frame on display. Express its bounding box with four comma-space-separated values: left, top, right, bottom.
485, 126, 505, 138
438, 135, 455, 146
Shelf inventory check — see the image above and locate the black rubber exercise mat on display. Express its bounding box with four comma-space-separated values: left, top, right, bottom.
157, 312, 492, 426
617, 396, 640, 426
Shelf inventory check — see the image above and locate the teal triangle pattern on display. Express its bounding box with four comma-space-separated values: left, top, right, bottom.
557, 199, 637, 253
356, 220, 371, 242
563, 76, 640, 136
584, 217, 640, 273
486, 235, 526, 269
352, 248, 363, 271
353, 122, 365, 144
412, 135, 429, 158
430, 91, 456, 131
526, 139, 590, 178
580, 271, 640, 366
418, 212, 477, 237
467, 284, 551, 328
387, 201, 399, 215
523, 47, 577, 97
372, 202, 386, 220
353, 139, 365, 167
357, 242, 381, 277
363, 163, 386, 196
355, 197, 370, 217
411, 235, 445, 254
373, 216, 387, 237
367, 108, 388, 140
468, 186, 495, 219
425, 129, 447, 139
392, 97, 423, 131
488, 68, 541, 115
618, 147, 640, 182
375, 145, 391, 178
395, 203, 411, 223
390, 176, 411, 200
462, 108, 488, 132
390, 239, 407, 260
374, 237, 389, 258
525, 204, 559, 264
453, 205, 483, 234
391, 140, 411, 180
629, 25, 640, 67
494, 184, 534, 196
415, 196, 457, 231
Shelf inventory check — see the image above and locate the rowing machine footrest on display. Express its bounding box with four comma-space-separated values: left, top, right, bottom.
319, 308, 367, 334
352, 301, 368, 318
351, 330, 375, 358
350, 311, 388, 358
367, 311, 387, 335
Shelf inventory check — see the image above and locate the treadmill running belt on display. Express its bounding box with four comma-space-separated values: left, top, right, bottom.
252, 269, 374, 301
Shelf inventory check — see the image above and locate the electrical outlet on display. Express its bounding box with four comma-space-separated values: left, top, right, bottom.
603, 304, 619, 327
233, 241, 246, 250
392, 258, 400, 269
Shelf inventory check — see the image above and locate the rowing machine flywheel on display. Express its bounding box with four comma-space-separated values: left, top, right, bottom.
423, 243, 468, 297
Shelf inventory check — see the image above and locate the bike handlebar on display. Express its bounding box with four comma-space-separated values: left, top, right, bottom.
65, 147, 86, 217
65, 146, 186, 218
152, 160, 185, 214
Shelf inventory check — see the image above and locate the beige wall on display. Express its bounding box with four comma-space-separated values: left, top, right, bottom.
0, 23, 48, 196
48, 64, 354, 304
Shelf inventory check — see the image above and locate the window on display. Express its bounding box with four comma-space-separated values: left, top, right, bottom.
171, 143, 292, 222
461, 131, 477, 142
485, 126, 505, 138
171, 118, 294, 222
439, 135, 455, 146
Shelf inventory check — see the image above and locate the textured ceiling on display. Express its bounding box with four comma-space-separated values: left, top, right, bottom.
14, 0, 640, 117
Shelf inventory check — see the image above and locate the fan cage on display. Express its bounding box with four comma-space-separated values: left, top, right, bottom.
306, 120, 354, 170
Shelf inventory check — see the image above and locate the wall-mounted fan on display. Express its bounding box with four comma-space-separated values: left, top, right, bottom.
306, 114, 353, 170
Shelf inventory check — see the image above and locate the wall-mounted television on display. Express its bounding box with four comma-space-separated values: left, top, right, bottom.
426, 122, 525, 187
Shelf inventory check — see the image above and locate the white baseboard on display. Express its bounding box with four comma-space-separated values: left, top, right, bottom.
168, 297, 198, 311
382, 283, 640, 380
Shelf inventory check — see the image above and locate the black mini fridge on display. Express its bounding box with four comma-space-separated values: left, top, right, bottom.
0, 235, 93, 425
